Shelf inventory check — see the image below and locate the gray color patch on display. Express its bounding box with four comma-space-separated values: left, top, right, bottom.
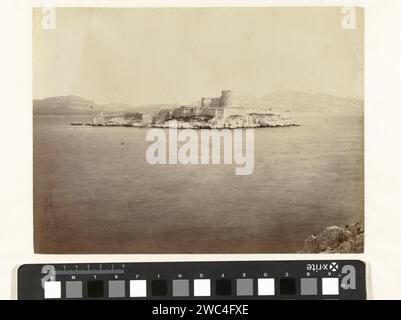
236, 278, 253, 296
65, 281, 83, 298
108, 280, 126, 298
301, 278, 318, 295
172, 279, 189, 297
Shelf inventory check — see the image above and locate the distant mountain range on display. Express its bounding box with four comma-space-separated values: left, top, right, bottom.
33, 90, 363, 116
33, 95, 180, 116
237, 90, 363, 115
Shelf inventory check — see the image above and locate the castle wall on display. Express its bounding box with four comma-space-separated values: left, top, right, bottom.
182, 107, 194, 117
199, 107, 216, 117
219, 107, 277, 119
221, 107, 246, 118
201, 97, 211, 108
198, 90, 259, 119
211, 97, 221, 108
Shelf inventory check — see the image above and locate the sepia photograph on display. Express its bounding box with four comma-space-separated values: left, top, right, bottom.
33, 7, 364, 254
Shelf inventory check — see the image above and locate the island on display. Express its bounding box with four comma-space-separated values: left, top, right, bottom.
77, 90, 298, 129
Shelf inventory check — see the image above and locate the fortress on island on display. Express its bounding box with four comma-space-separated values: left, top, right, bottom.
89, 89, 296, 129
152, 90, 274, 125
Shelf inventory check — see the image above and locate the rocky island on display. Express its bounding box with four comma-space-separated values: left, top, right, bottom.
156, 113, 297, 129
81, 90, 299, 129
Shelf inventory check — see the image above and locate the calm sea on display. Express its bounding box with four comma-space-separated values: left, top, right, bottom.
33, 114, 363, 253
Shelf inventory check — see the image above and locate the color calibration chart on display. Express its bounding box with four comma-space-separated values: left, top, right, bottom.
18, 261, 366, 300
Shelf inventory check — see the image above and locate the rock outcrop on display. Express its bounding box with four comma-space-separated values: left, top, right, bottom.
70, 121, 84, 126
82, 113, 298, 129
302, 223, 364, 253
156, 113, 297, 129
208, 113, 296, 129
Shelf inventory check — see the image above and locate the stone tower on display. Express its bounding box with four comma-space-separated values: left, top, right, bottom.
221, 90, 235, 108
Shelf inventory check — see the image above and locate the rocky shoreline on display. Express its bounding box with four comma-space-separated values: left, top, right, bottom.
72, 113, 299, 129
301, 222, 364, 253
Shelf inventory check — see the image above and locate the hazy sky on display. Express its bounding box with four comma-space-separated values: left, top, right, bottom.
33, 7, 364, 105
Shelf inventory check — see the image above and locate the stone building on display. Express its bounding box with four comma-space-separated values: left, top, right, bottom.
141, 113, 152, 125
198, 90, 240, 119
154, 109, 172, 124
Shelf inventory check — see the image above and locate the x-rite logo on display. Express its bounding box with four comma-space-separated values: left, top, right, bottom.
329, 262, 339, 272
306, 262, 340, 273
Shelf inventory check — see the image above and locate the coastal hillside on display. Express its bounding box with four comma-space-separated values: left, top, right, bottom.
33, 90, 363, 116
33, 95, 100, 115
33, 95, 179, 116
237, 90, 363, 115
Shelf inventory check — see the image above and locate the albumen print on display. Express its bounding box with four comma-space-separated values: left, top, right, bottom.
33, 7, 364, 253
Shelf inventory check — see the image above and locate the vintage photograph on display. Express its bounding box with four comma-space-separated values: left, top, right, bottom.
33, 7, 364, 253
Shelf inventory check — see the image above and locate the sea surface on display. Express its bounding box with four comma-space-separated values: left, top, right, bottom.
33, 114, 364, 253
